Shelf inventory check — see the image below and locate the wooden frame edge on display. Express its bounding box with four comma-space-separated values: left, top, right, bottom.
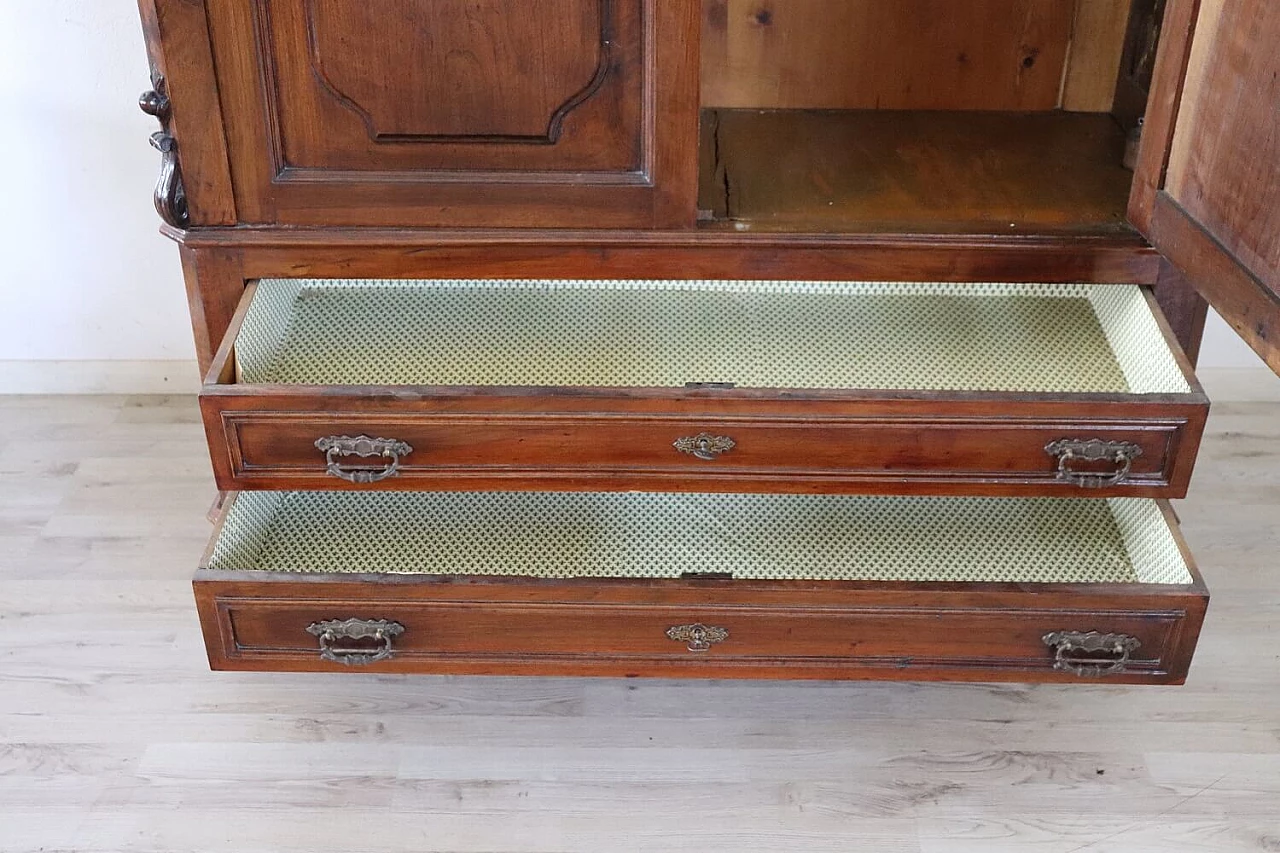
136, 0, 237, 225
1128, 0, 1203, 235
1151, 195, 1280, 375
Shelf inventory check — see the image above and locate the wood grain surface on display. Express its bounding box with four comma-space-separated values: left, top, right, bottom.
700, 111, 1138, 234
700, 0, 1076, 111
1061, 0, 1136, 111
199, 0, 700, 228
1163, 0, 1280, 292
1151, 0, 1280, 373
1, 393, 1279, 850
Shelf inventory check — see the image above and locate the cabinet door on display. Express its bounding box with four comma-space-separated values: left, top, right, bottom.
206, 0, 698, 228
1130, 0, 1280, 373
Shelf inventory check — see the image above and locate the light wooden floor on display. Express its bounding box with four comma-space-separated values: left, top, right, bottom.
1, 393, 1278, 853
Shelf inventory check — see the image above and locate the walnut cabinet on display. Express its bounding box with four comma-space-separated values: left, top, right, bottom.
136, 0, 1280, 683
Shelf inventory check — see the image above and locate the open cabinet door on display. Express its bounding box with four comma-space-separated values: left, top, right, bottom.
1129, 0, 1280, 374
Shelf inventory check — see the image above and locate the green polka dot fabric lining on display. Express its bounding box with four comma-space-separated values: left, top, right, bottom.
207, 492, 1192, 586
233, 280, 1191, 394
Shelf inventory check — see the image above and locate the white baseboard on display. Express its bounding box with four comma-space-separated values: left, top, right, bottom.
0, 361, 1275, 400
0, 360, 201, 395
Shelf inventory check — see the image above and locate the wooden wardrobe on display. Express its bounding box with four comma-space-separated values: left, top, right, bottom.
134, 0, 1279, 682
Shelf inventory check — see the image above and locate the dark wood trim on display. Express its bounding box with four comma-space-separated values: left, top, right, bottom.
1153, 261, 1209, 366
177, 225, 1155, 255
168, 228, 1160, 285
178, 245, 214, 377
1154, 499, 1210, 683
1128, 0, 1202, 236
1151, 193, 1280, 374
202, 279, 257, 387
136, 0, 236, 226
183, 248, 249, 376
205, 491, 230, 525
204, 381, 1210, 410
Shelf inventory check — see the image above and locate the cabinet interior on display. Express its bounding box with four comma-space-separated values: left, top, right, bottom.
697, 0, 1165, 236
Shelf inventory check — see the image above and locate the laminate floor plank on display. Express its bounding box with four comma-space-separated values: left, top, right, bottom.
917, 817, 1280, 852
0, 393, 1277, 852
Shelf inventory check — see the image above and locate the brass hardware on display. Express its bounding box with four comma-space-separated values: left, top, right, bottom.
1042, 630, 1141, 677
666, 623, 729, 652
315, 435, 413, 484
138, 74, 189, 228
1045, 439, 1143, 489
674, 433, 736, 461
307, 618, 405, 666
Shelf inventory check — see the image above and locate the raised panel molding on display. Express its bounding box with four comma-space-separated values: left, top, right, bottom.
302, 0, 613, 144
204, 0, 699, 225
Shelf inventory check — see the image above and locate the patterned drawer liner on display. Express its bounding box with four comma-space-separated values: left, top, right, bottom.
207, 491, 1192, 586
232, 279, 1190, 394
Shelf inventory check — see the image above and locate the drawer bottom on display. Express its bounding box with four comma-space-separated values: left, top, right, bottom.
195, 492, 1208, 683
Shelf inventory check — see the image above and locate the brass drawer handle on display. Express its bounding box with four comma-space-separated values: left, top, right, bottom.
667, 623, 729, 652
315, 435, 413, 484
674, 433, 736, 461
1043, 630, 1141, 677
307, 618, 405, 666
1045, 439, 1143, 489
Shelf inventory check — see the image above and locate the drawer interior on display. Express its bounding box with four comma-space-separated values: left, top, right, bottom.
219, 279, 1194, 395
205, 491, 1194, 586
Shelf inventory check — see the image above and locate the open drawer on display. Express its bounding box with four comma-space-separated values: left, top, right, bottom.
200, 279, 1208, 497
195, 491, 1208, 683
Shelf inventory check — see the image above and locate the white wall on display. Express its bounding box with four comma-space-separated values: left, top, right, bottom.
0, 1, 194, 391
1201, 312, 1270, 368
0, 1, 1271, 393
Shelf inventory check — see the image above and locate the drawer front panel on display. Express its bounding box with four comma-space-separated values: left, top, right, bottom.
207, 408, 1200, 496
197, 584, 1204, 683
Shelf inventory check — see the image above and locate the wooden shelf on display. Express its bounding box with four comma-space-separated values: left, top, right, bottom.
699, 110, 1138, 236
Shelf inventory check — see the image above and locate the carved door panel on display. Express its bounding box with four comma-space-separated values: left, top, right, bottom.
1130, 0, 1280, 373
206, 0, 698, 228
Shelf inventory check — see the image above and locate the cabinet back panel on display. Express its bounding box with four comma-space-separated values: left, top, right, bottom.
702, 0, 1134, 112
